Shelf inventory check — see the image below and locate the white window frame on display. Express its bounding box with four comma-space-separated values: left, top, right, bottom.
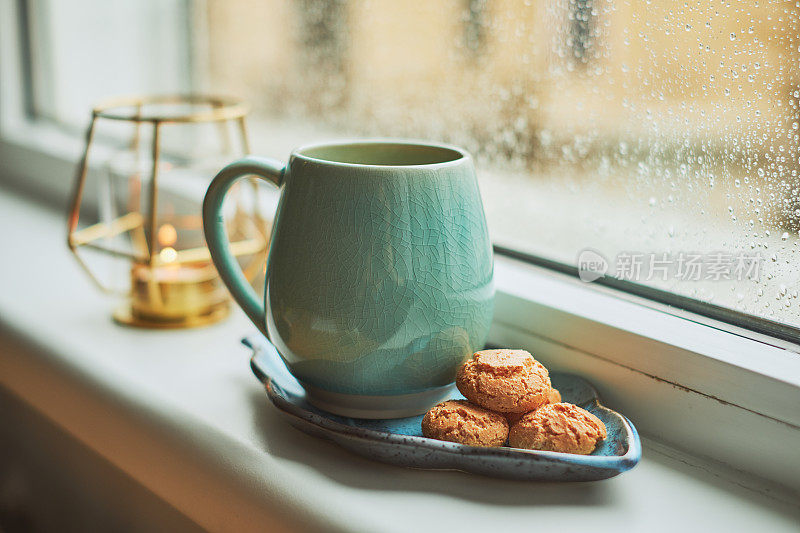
1, 1, 799, 497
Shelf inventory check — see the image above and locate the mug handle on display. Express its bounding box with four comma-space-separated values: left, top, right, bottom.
203, 156, 284, 338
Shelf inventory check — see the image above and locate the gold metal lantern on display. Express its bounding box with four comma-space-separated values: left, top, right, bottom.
67, 95, 268, 328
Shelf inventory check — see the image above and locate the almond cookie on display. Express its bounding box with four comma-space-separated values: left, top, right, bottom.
508, 402, 607, 455
505, 387, 562, 425
456, 349, 552, 413
422, 400, 509, 447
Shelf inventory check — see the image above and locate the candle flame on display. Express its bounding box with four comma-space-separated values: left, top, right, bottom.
157, 223, 178, 247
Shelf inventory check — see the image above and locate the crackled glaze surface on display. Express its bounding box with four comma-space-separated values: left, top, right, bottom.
262, 142, 494, 395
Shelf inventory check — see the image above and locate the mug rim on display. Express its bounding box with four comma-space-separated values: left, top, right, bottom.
291, 138, 471, 170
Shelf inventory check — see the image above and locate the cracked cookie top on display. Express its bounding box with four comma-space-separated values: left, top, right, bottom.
456, 349, 552, 413
421, 400, 509, 447
508, 402, 607, 455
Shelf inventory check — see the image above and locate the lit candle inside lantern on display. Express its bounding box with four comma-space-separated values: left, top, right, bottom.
128, 222, 227, 324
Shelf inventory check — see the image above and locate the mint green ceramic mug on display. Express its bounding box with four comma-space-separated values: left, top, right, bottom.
203, 140, 494, 418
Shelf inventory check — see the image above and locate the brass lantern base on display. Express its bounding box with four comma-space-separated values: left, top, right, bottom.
112, 302, 230, 329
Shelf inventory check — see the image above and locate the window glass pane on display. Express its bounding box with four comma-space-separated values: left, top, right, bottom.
201, 0, 800, 329
26, 0, 190, 128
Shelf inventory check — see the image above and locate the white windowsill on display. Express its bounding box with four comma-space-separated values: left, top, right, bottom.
1, 185, 800, 531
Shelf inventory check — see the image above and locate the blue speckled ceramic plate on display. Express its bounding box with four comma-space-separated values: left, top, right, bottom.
246, 337, 641, 481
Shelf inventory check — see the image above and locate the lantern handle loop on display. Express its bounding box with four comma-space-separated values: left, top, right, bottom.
203, 156, 284, 338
